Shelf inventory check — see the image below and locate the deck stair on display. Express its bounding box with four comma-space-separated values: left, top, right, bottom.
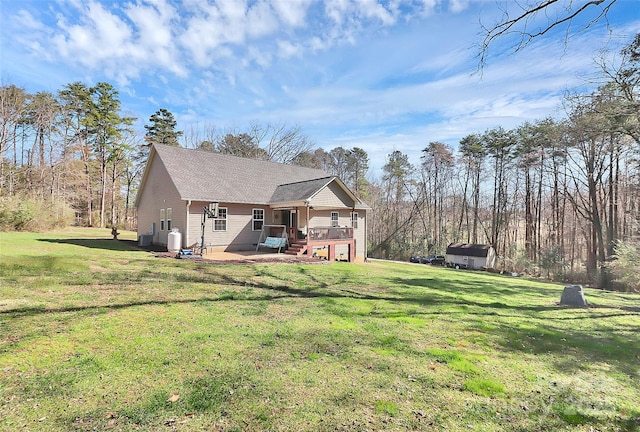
285, 241, 308, 256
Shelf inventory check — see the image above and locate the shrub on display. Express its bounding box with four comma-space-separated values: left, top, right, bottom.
607, 241, 640, 293
539, 246, 568, 279
0, 195, 74, 231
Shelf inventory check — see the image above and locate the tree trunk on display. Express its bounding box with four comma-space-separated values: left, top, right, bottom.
100, 155, 107, 228
472, 163, 480, 243
81, 138, 93, 227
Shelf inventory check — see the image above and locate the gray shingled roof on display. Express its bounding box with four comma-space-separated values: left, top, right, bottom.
270, 177, 334, 204
152, 144, 333, 204
446, 243, 493, 257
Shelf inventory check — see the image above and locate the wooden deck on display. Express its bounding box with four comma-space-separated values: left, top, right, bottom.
285, 226, 356, 262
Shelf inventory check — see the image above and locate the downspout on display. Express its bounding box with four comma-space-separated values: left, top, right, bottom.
185, 200, 191, 248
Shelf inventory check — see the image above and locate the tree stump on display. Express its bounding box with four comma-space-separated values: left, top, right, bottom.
560, 285, 588, 307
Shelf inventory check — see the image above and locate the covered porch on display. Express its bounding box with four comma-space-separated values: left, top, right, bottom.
268, 176, 365, 262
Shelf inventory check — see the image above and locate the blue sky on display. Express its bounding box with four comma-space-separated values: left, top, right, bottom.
1, 0, 639, 175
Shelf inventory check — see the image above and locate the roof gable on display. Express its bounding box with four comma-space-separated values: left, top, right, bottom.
270, 176, 363, 207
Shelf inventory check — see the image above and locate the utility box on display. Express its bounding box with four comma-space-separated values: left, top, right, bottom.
138, 234, 153, 247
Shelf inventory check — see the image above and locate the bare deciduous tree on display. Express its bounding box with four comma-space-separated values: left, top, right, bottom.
480, 0, 618, 68
249, 122, 314, 164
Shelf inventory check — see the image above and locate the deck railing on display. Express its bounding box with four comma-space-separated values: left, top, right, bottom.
307, 226, 353, 241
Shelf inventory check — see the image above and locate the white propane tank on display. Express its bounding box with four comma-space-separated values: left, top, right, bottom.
167, 228, 181, 252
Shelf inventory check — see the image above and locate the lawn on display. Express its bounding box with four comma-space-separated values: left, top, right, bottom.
0, 228, 638, 431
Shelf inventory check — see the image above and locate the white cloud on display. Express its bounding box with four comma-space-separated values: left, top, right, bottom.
247, 46, 272, 68
43, 0, 189, 84
179, 1, 253, 66
2, 0, 635, 173
272, 0, 310, 27
124, 0, 186, 76
277, 40, 302, 58
324, 0, 351, 26
415, 0, 440, 15
14, 9, 46, 31
246, 1, 279, 37
324, 0, 399, 27
448, 0, 470, 14
355, 0, 398, 25
53, 2, 128, 60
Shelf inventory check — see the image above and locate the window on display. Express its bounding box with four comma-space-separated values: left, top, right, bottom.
160, 209, 165, 231
253, 208, 264, 231
331, 211, 339, 227
214, 207, 227, 231
166, 208, 172, 231
350, 212, 359, 229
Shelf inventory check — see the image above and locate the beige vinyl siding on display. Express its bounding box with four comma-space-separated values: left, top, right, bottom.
309, 210, 354, 229
354, 211, 366, 260
310, 182, 354, 208
185, 202, 209, 248
136, 156, 184, 247
186, 203, 273, 251
308, 210, 332, 228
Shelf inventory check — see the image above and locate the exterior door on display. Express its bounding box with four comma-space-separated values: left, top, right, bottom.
282, 210, 298, 241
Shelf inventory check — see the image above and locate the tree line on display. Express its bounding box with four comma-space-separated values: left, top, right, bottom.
1, 34, 638, 290
367, 34, 640, 290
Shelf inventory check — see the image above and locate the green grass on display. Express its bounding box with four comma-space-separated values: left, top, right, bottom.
1, 228, 639, 431
463, 378, 505, 397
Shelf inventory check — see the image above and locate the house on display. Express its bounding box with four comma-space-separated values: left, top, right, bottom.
445, 243, 497, 269
135, 144, 369, 261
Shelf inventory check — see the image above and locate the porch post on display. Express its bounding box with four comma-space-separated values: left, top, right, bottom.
328, 244, 335, 261
349, 239, 355, 262
305, 203, 312, 257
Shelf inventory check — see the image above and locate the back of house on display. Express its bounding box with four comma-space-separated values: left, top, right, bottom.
135, 144, 370, 261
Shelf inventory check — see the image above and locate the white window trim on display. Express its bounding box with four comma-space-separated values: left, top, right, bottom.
214, 207, 228, 232
331, 211, 339, 227
167, 208, 172, 231
160, 208, 165, 231
252, 208, 265, 231
350, 211, 358, 229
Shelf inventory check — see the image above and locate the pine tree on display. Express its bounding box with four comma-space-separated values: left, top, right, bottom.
144, 108, 182, 147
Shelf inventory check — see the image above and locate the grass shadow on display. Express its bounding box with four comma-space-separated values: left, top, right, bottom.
3, 255, 638, 391
37, 238, 154, 252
